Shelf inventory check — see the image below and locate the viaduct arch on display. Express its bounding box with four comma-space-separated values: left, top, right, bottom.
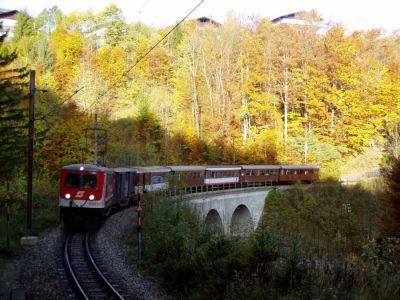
187, 188, 273, 235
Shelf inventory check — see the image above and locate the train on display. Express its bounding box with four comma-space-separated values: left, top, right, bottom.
59, 164, 319, 226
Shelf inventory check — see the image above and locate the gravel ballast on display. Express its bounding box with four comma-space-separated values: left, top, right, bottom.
0, 226, 64, 300
96, 206, 172, 299
0, 206, 172, 299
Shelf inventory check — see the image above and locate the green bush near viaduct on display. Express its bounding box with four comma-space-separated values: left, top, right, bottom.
137, 182, 400, 299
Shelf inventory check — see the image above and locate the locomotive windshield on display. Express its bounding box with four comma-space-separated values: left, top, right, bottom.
65, 172, 97, 189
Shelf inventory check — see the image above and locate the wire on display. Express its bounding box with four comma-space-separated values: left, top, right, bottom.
98, 0, 206, 98
40, 0, 206, 119
60, 86, 85, 105
37, 86, 85, 121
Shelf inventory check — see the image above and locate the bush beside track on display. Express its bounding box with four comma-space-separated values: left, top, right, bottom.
0, 176, 59, 256
134, 182, 400, 299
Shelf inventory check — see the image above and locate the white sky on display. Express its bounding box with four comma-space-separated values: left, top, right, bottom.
1, 0, 399, 33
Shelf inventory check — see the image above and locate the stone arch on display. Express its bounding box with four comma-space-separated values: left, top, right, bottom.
230, 204, 253, 236
205, 209, 224, 233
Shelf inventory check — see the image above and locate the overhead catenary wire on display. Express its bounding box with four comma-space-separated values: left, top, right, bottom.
40, 0, 206, 120
98, 0, 206, 98
35, 86, 85, 120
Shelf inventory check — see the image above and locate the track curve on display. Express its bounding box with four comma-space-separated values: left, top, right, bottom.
63, 232, 125, 300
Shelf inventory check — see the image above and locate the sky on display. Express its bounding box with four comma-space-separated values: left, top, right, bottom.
1, 0, 399, 33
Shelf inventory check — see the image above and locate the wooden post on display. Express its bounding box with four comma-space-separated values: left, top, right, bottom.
136, 193, 142, 260
93, 113, 98, 164
4, 180, 12, 250
27, 70, 35, 236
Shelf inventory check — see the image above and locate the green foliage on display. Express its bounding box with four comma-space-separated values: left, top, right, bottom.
136, 100, 162, 151
141, 195, 204, 293
171, 23, 183, 49
12, 11, 35, 43
107, 111, 162, 166
137, 183, 399, 299
141, 193, 243, 298
101, 4, 127, 46
261, 183, 399, 298
288, 132, 345, 178
264, 183, 380, 258
0, 175, 59, 255
35, 6, 63, 33
38, 102, 91, 178
0, 39, 28, 181
380, 156, 400, 236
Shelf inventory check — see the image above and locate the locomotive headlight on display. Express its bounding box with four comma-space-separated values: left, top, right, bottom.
89, 194, 95, 200
79, 166, 84, 171
65, 193, 71, 199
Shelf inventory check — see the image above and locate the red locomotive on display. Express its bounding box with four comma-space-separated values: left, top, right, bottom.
59, 164, 115, 226
59, 164, 319, 227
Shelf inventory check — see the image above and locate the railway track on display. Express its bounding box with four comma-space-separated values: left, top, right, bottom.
63, 232, 125, 300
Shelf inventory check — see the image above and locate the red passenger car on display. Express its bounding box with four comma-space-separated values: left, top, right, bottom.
279, 165, 319, 183
205, 166, 241, 185
169, 166, 206, 187
240, 165, 281, 185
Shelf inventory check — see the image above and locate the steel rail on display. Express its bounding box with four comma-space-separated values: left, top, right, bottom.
84, 232, 125, 300
63, 233, 89, 300
63, 232, 125, 300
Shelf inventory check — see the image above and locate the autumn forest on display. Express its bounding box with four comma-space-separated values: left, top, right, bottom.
1, 6, 399, 180
2, 5, 400, 298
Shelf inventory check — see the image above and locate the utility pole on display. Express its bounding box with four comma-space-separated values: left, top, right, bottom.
21, 70, 38, 245
27, 70, 35, 236
93, 113, 98, 165
4, 180, 12, 251
21, 70, 47, 246
136, 193, 142, 260
84, 115, 107, 166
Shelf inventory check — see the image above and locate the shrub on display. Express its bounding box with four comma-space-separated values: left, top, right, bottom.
135, 182, 400, 299
0, 174, 59, 255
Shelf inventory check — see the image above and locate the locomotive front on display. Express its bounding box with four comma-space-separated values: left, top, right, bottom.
59, 164, 114, 225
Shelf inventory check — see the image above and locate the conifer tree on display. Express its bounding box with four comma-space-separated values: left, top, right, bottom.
0, 34, 28, 180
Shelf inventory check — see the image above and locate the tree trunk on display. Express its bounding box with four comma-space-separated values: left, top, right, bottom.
189, 40, 200, 137
241, 60, 250, 143
202, 57, 214, 119
304, 134, 308, 164
191, 81, 200, 137
394, 123, 399, 158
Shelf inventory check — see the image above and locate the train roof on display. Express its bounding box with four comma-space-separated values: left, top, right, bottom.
206, 166, 242, 171
240, 165, 281, 170
168, 166, 206, 171
62, 164, 110, 172
280, 165, 319, 169
131, 166, 172, 173
113, 167, 136, 173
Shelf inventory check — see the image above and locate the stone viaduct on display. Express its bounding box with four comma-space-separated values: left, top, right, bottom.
186, 187, 288, 235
